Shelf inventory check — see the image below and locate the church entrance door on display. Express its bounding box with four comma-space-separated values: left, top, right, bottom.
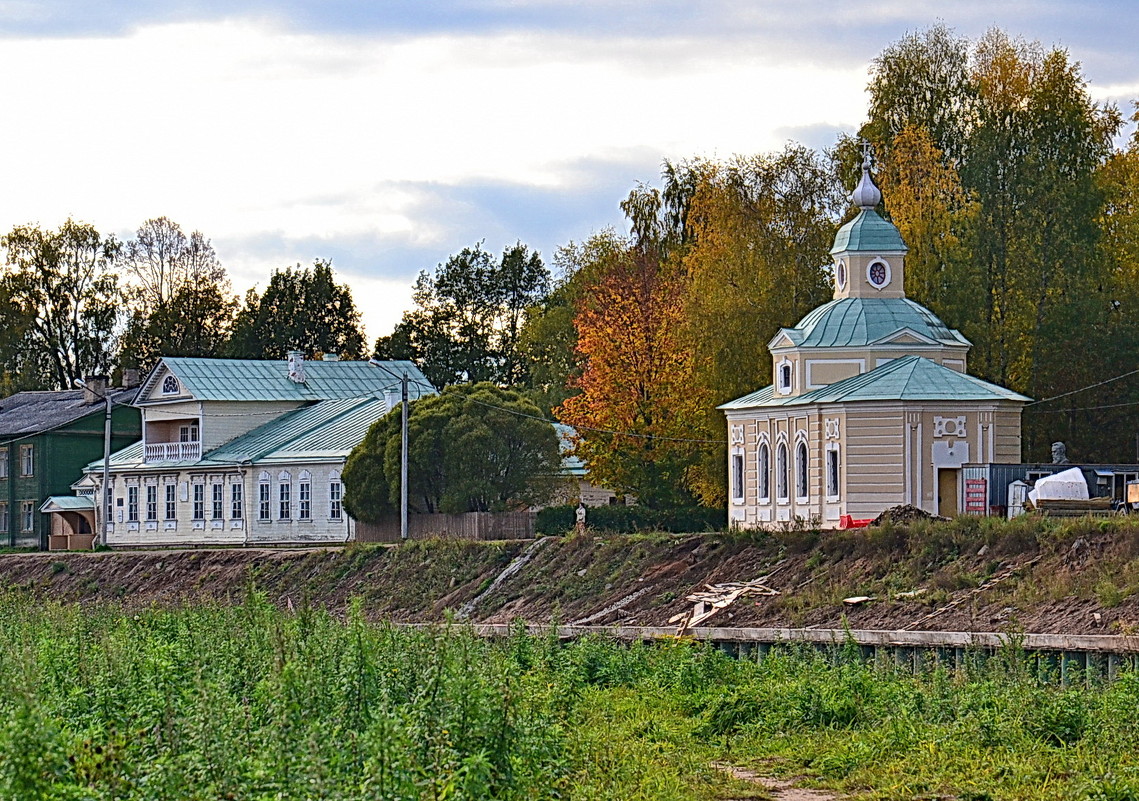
937, 469, 959, 517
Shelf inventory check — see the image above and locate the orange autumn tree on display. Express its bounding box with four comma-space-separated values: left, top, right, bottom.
556, 228, 709, 509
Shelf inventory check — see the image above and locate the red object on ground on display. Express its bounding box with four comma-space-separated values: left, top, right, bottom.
838, 514, 872, 530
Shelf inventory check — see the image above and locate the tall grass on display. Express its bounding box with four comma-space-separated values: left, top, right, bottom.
2, 593, 1139, 799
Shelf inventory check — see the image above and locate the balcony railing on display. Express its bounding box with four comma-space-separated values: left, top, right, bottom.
144, 442, 201, 463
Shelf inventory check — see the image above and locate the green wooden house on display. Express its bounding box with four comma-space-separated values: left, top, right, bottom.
0, 383, 141, 549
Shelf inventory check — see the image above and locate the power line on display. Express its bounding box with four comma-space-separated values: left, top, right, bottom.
1026, 367, 1139, 406
1028, 399, 1139, 414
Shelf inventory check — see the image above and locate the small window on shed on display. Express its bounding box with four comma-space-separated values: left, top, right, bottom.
161, 374, 179, 395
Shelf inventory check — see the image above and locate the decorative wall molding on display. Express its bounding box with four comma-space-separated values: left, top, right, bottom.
824, 418, 841, 440
933, 415, 966, 438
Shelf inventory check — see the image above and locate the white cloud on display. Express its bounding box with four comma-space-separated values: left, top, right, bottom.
0, 17, 868, 337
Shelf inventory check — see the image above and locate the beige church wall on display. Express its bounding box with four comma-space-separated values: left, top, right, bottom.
805, 360, 863, 388
843, 406, 906, 518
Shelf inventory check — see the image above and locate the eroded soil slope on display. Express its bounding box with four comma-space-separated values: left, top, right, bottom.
5, 515, 1139, 635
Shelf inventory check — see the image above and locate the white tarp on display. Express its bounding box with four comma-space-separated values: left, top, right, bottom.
1027, 467, 1089, 506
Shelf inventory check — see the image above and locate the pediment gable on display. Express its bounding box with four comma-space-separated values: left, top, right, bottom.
137, 361, 194, 404
868, 327, 940, 347
768, 329, 799, 351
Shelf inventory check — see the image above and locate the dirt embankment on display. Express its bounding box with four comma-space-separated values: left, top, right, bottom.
6, 516, 1139, 635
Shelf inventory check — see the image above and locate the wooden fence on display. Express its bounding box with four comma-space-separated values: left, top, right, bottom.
355, 511, 537, 543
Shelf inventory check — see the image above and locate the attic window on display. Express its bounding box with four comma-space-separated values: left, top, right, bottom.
777, 359, 793, 394
161, 375, 179, 395
866, 259, 891, 289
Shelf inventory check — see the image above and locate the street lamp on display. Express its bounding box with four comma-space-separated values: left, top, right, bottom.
74, 378, 112, 548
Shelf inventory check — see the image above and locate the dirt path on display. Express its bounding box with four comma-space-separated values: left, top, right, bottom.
714, 763, 841, 800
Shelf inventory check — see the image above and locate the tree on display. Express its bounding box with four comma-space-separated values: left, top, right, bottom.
228, 259, 366, 360
0, 219, 120, 389
556, 229, 707, 509
373, 243, 549, 388
671, 146, 843, 503
342, 383, 561, 520
116, 218, 236, 372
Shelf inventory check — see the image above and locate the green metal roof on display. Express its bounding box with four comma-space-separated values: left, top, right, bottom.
93, 396, 390, 471
40, 495, 95, 512
141, 357, 433, 403
830, 208, 908, 255
720, 355, 1031, 410
774, 298, 970, 349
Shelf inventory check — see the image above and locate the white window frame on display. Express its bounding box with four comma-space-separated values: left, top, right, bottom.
329, 478, 343, 521
731, 452, 745, 503
231, 483, 244, 520
211, 483, 224, 520
775, 440, 789, 503
161, 374, 179, 395
192, 484, 205, 521
127, 486, 140, 522
145, 485, 158, 521
298, 475, 311, 520
179, 424, 199, 443
825, 444, 841, 501
278, 471, 291, 520
19, 445, 33, 477
776, 358, 794, 395
258, 480, 271, 521
866, 257, 892, 290
20, 500, 33, 532
795, 437, 809, 502
757, 437, 771, 504
165, 483, 177, 520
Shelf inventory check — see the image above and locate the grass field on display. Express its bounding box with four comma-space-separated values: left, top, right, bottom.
2, 593, 1139, 799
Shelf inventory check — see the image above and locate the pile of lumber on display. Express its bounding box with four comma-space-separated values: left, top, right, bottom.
1027, 496, 1117, 518
669, 579, 780, 633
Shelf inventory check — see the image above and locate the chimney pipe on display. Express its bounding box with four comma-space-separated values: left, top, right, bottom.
82, 375, 107, 405
123, 368, 140, 389
287, 350, 306, 383
322, 352, 339, 362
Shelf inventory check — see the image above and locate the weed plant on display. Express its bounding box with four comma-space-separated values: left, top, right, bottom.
3, 592, 1139, 799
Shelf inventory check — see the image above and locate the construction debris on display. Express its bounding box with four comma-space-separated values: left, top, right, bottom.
670, 578, 780, 633
842, 595, 873, 606
870, 504, 948, 525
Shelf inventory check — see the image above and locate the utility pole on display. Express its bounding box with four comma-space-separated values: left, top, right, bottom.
401, 371, 409, 541
75, 378, 112, 549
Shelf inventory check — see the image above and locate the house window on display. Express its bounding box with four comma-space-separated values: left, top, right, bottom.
795, 441, 809, 501
776, 443, 789, 502
179, 424, 199, 443
192, 484, 205, 520
0, 448, 8, 478
0, 502, 8, 530
298, 480, 311, 520
127, 486, 139, 522
730, 453, 745, 501
211, 484, 224, 520
19, 445, 33, 476
258, 479, 270, 521
20, 501, 33, 532
231, 483, 243, 520
162, 375, 179, 395
329, 480, 343, 520
757, 443, 770, 503
826, 448, 840, 499
146, 485, 158, 521
165, 484, 177, 520
777, 360, 793, 394
279, 482, 291, 520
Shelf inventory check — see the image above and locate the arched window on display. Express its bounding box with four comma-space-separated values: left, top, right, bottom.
776, 443, 789, 502
795, 441, 809, 500
161, 374, 179, 395
757, 443, 770, 503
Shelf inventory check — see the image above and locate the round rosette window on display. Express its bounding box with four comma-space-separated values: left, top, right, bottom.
866, 259, 891, 289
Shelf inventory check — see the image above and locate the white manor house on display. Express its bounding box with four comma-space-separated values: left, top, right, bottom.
721, 158, 1029, 529
59, 353, 432, 547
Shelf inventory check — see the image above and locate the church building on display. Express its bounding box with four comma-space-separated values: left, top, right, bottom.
721, 155, 1029, 529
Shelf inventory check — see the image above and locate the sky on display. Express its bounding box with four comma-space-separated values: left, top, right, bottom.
0, 1, 1137, 343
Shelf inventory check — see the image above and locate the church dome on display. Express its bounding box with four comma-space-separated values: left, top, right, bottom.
783, 297, 969, 349
830, 208, 908, 255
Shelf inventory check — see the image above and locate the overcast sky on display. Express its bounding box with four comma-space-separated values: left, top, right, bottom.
1, 1, 1136, 342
